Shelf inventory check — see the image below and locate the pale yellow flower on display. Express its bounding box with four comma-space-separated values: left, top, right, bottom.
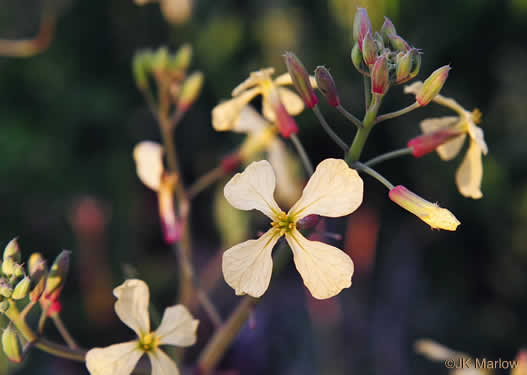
212, 67, 315, 133
222, 158, 363, 300
405, 82, 488, 199
134, 0, 192, 25
86, 279, 198, 375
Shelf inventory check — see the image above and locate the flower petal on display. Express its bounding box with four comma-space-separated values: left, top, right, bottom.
232, 105, 269, 134
274, 73, 318, 89
212, 87, 261, 132
262, 88, 304, 122
86, 341, 143, 375
288, 158, 363, 220
267, 139, 303, 207
456, 140, 483, 199
222, 228, 280, 298
420, 117, 466, 161
114, 279, 150, 337
133, 141, 164, 191
224, 160, 281, 219
232, 68, 275, 96
155, 305, 199, 347
403, 81, 423, 96
147, 349, 180, 375
286, 229, 354, 300
468, 123, 488, 155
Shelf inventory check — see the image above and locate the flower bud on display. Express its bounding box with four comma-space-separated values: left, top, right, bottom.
351, 42, 364, 73
284, 52, 318, 109
12, 276, 31, 300
44, 250, 71, 301
177, 71, 204, 111
408, 49, 422, 80
0, 300, 8, 313
28, 253, 47, 302
389, 185, 460, 231
132, 51, 151, 90
13, 264, 24, 278
380, 17, 397, 41
3, 238, 21, 263
0, 280, 12, 298
395, 51, 412, 84
151, 46, 169, 72
353, 8, 372, 49
361, 32, 377, 66
2, 257, 16, 276
407, 129, 461, 157
314, 66, 340, 107
388, 34, 410, 52
415, 65, 451, 106
2, 326, 23, 363
169, 44, 192, 73
269, 89, 298, 138
371, 55, 389, 95
373, 32, 385, 51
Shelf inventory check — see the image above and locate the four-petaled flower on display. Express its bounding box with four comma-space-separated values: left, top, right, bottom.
212, 68, 316, 137
222, 158, 363, 300
405, 82, 488, 199
86, 279, 198, 375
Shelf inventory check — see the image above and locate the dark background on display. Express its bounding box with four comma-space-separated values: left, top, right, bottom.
0, 0, 526, 374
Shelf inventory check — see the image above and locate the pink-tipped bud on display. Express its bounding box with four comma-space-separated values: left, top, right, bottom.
362, 31, 377, 66
351, 42, 364, 73
371, 55, 389, 95
373, 32, 385, 51
416, 65, 451, 106
314, 66, 340, 107
44, 250, 71, 302
269, 89, 299, 138
158, 173, 182, 244
221, 153, 241, 174
389, 185, 460, 231
388, 34, 410, 52
380, 17, 397, 40
353, 8, 372, 50
395, 51, 412, 84
408, 130, 461, 157
177, 71, 204, 111
284, 52, 318, 109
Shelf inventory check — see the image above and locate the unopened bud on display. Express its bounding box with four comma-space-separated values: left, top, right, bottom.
132, 51, 151, 90
351, 43, 364, 73
408, 129, 461, 157
388, 34, 410, 52
408, 49, 422, 80
151, 46, 169, 72
269, 89, 298, 138
0, 281, 12, 298
373, 32, 385, 51
362, 32, 377, 66
177, 72, 204, 111
2, 326, 23, 363
12, 277, 31, 300
371, 55, 389, 95
380, 17, 397, 41
353, 8, 372, 49
284, 52, 318, 109
415, 65, 451, 106
13, 264, 24, 278
44, 250, 71, 301
169, 44, 192, 73
2, 258, 16, 276
3, 238, 20, 263
28, 253, 47, 302
0, 300, 8, 313
315, 66, 340, 107
389, 185, 460, 231
395, 51, 412, 84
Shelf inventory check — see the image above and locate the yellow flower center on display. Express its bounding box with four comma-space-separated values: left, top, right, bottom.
138, 332, 160, 352
271, 211, 296, 236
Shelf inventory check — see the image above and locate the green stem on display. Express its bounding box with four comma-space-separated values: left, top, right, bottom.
352, 162, 394, 190
188, 166, 224, 200
374, 102, 420, 125
52, 314, 79, 349
364, 147, 413, 167
363, 75, 371, 112
290, 134, 314, 175
336, 105, 363, 129
346, 95, 382, 163
312, 106, 349, 151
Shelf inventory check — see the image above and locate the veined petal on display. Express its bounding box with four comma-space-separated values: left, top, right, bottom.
420, 116, 459, 134
285, 229, 354, 300
262, 88, 304, 122
155, 305, 199, 347
468, 123, 488, 155
267, 139, 303, 207
222, 228, 280, 298
147, 349, 180, 375
288, 159, 363, 220
232, 105, 269, 134
420, 117, 466, 161
224, 160, 281, 219
456, 140, 483, 199
212, 87, 261, 131
133, 141, 164, 191
86, 341, 143, 375
114, 279, 150, 337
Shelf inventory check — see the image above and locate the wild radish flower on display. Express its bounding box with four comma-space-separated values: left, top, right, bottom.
389, 186, 460, 231
405, 82, 488, 199
222, 158, 363, 299
133, 141, 186, 243
212, 68, 316, 138
86, 279, 198, 375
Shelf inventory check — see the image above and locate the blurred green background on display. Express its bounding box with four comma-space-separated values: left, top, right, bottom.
0, 0, 526, 374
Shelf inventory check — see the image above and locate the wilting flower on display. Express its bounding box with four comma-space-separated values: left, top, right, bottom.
212, 68, 316, 137
222, 158, 363, 299
133, 141, 187, 243
405, 82, 488, 199
86, 279, 198, 375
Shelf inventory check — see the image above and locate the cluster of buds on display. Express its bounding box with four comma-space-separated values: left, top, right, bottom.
351, 9, 423, 96
133, 44, 203, 114
0, 238, 70, 362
